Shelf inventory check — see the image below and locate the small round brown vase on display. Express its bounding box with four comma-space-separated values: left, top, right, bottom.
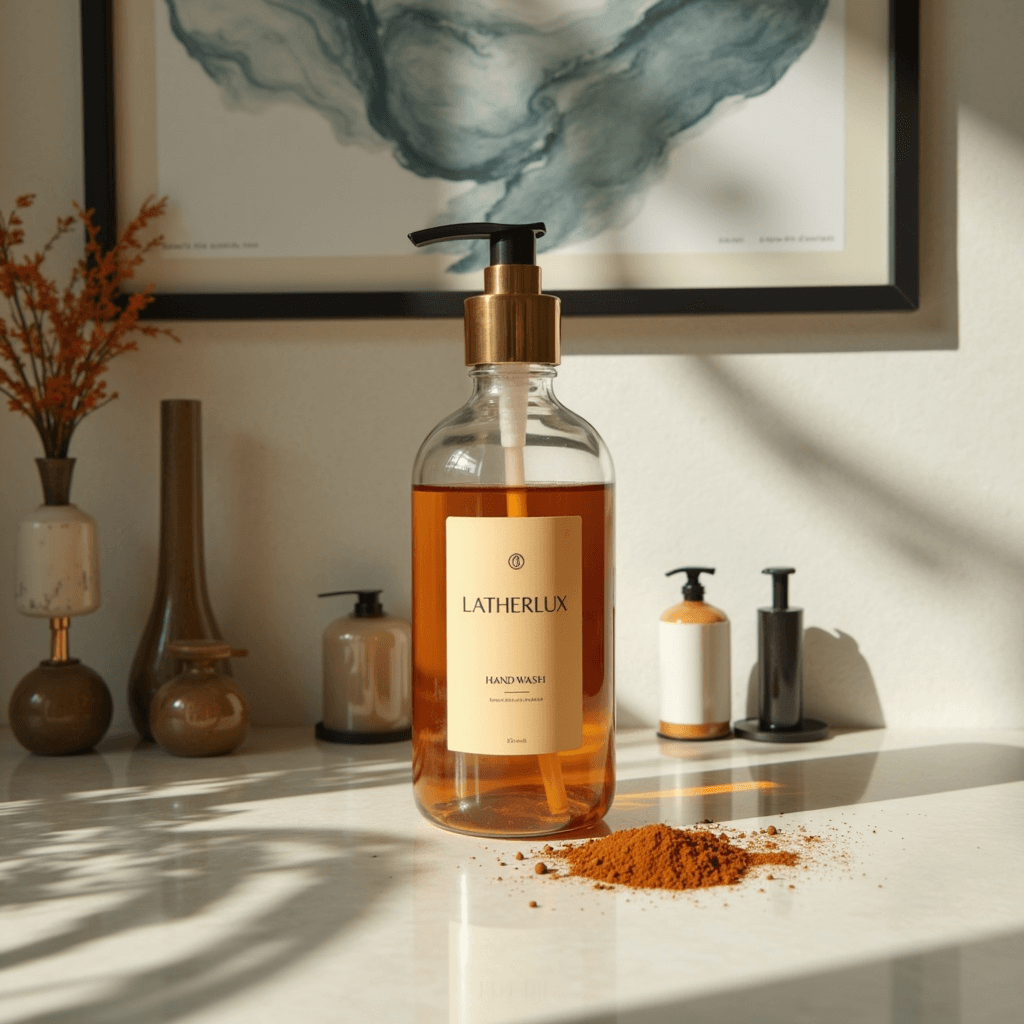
9, 659, 113, 755
150, 640, 250, 757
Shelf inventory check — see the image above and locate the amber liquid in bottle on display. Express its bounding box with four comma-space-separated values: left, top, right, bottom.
412, 482, 614, 836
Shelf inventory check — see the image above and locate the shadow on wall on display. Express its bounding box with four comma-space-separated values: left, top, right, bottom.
692, 356, 1024, 715
224, 430, 289, 722
743, 627, 884, 727
803, 627, 884, 727
616, 704, 648, 728
958, 0, 1024, 145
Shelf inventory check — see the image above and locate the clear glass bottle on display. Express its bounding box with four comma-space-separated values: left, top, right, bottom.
409, 222, 614, 837
316, 589, 412, 743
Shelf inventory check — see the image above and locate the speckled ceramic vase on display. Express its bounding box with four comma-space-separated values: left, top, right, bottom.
150, 640, 249, 757
16, 459, 100, 618
128, 400, 228, 740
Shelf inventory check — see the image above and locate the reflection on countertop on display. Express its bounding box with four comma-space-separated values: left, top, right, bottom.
1, 726, 1023, 1024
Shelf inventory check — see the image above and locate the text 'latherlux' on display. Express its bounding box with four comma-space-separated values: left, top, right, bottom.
461, 596, 568, 614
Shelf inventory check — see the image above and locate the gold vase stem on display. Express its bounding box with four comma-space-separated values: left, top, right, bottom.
50, 617, 70, 663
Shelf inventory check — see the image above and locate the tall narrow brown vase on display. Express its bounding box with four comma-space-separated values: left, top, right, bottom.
128, 400, 228, 739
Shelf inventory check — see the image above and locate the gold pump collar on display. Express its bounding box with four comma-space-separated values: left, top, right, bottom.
464, 264, 560, 366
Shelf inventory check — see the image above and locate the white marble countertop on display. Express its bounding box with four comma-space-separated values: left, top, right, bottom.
1, 725, 1023, 1024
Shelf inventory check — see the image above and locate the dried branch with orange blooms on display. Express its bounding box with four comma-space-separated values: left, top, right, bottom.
0, 194, 177, 457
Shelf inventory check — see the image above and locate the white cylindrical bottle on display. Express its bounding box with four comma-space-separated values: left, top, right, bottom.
658, 567, 730, 740
317, 590, 412, 743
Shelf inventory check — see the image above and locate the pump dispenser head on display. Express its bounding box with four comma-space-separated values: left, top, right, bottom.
666, 567, 715, 601
408, 222, 560, 366
318, 589, 384, 618
764, 566, 794, 611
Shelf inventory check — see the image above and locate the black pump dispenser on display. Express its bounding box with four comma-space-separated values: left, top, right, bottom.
408, 222, 546, 266
767, 566, 792, 611
408, 220, 560, 366
666, 567, 714, 602
733, 568, 828, 744
317, 589, 384, 618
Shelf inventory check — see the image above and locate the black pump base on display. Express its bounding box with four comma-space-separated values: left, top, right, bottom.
315, 722, 412, 745
733, 718, 829, 744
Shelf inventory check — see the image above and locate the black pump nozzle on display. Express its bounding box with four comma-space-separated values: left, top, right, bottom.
408, 222, 547, 266
762, 567, 796, 610
318, 589, 384, 618
666, 567, 715, 602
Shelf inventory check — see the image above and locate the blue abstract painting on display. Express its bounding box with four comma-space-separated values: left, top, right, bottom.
154, 0, 842, 274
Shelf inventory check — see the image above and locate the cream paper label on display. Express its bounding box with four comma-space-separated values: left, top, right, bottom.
446, 516, 583, 755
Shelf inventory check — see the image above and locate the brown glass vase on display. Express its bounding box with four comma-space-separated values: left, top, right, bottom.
151, 640, 250, 757
128, 400, 228, 739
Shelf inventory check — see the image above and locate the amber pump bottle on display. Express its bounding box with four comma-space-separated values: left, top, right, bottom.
408, 222, 614, 837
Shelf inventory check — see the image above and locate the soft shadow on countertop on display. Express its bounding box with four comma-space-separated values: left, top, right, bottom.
0, 739, 413, 1024
572, 928, 1024, 1024
608, 743, 1024, 828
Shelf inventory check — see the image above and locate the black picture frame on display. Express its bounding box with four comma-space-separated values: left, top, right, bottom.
81, 0, 919, 320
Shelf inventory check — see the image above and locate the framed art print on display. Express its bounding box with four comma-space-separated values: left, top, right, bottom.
81, 0, 919, 318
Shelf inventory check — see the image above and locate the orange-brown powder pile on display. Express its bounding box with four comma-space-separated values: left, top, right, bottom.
551, 823, 798, 891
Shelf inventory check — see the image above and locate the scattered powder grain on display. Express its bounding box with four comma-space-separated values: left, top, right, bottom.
549, 823, 798, 892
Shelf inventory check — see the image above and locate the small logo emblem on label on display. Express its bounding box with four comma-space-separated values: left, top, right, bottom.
508, 552, 525, 570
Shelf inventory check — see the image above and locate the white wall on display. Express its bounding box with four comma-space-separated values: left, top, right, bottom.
2, 0, 1021, 733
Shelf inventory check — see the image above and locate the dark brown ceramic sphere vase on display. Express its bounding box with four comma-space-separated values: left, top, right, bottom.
150, 640, 250, 757
9, 659, 112, 756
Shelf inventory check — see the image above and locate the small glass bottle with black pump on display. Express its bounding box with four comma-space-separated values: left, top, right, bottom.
316, 589, 412, 744
409, 222, 614, 838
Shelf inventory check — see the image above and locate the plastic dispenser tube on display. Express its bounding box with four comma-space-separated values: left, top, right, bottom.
497, 365, 569, 815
